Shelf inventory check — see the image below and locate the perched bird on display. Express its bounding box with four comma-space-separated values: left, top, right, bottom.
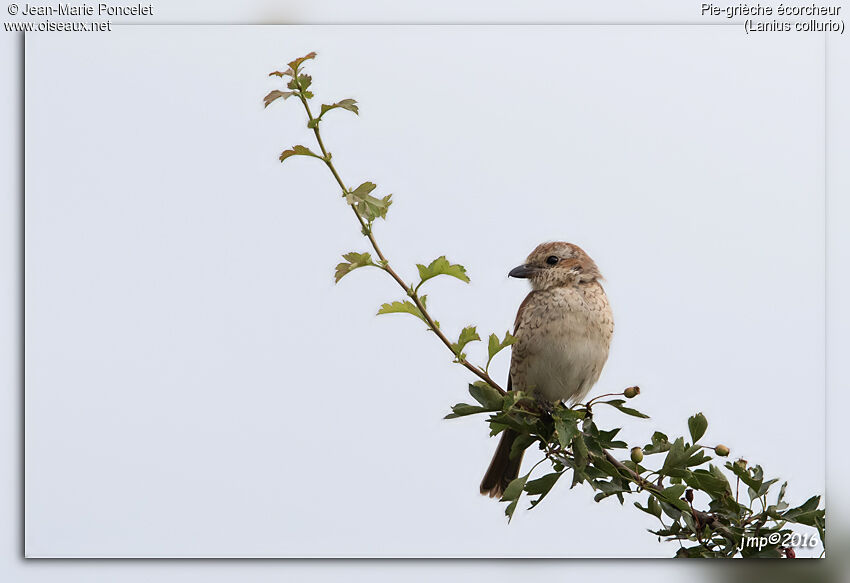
480, 242, 614, 498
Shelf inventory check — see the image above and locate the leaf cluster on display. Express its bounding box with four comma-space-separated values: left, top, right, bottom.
446, 391, 825, 557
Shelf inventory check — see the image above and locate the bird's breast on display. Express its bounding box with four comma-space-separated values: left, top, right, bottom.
510, 284, 613, 403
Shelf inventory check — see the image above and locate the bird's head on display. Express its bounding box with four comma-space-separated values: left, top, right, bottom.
509, 241, 602, 291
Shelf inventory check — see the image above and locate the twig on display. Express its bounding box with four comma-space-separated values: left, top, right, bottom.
293, 90, 506, 395
602, 451, 735, 543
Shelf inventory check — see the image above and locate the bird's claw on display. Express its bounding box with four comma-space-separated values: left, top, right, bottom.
533, 394, 555, 417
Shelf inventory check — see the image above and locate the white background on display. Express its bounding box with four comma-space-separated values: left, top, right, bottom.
3, 0, 849, 580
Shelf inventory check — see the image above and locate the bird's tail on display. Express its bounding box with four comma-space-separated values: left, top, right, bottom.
480, 429, 525, 498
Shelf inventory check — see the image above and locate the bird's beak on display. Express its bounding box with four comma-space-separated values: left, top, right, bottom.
508, 264, 538, 279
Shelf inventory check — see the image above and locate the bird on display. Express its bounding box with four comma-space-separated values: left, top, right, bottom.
480, 241, 614, 498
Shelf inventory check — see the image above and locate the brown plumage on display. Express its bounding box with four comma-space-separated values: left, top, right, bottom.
480, 242, 614, 498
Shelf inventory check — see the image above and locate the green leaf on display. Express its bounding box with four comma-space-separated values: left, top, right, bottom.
572, 433, 588, 469
502, 473, 530, 522
569, 465, 588, 489
684, 468, 731, 499
279, 144, 322, 163
595, 427, 627, 450
296, 73, 312, 92
263, 89, 295, 108
599, 399, 650, 419
644, 431, 671, 455
709, 464, 732, 490
416, 256, 470, 289
502, 475, 524, 497
333, 251, 374, 283
526, 472, 563, 508
346, 182, 393, 222
444, 403, 490, 419
554, 414, 580, 449
451, 326, 480, 358
282, 69, 314, 99
782, 495, 822, 526
687, 412, 708, 443
777, 481, 787, 502
634, 501, 655, 517
488, 411, 536, 436
684, 449, 712, 468
486, 331, 517, 371
592, 479, 630, 503
659, 500, 683, 521
582, 429, 606, 457
589, 452, 621, 480
320, 98, 359, 117
287, 51, 317, 72
510, 434, 536, 461
500, 390, 533, 412
661, 437, 687, 476
376, 299, 427, 323
648, 495, 663, 518
467, 382, 503, 410
725, 461, 762, 491
755, 478, 779, 499
660, 484, 687, 504
651, 519, 682, 537
775, 481, 789, 511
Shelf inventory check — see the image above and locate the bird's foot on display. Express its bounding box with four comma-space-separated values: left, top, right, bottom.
533, 394, 556, 418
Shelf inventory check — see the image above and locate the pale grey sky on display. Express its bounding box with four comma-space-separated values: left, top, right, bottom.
21, 23, 827, 559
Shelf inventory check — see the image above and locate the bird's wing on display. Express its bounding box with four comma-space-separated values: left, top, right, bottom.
513, 290, 538, 332
509, 291, 539, 392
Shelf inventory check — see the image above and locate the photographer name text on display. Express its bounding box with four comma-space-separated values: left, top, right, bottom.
17, 2, 152, 16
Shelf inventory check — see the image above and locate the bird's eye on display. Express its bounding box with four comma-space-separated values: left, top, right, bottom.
545, 256, 559, 266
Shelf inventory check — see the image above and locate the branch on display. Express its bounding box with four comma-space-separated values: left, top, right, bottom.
601, 450, 735, 543
292, 75, 505, 394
